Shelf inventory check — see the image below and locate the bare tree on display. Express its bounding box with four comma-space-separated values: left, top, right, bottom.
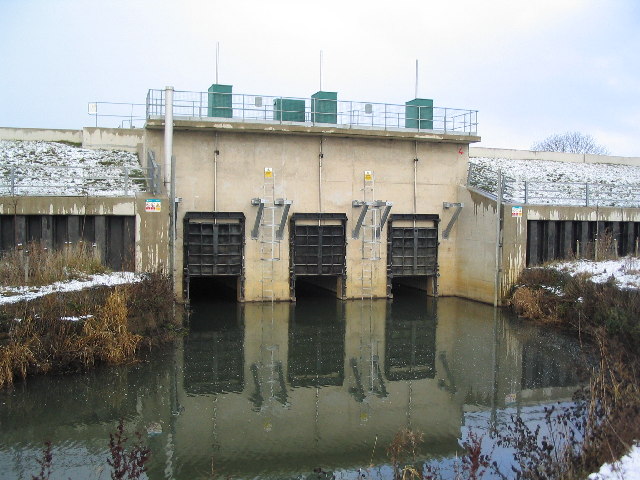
531, 132, 609, 155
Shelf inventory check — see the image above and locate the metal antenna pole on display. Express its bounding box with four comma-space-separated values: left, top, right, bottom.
320, 50, 323, 91
216, 42, 220, 84
415, 59, 419, 98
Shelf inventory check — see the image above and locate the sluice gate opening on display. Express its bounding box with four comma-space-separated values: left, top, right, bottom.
0, 214, 135, 270
289, 213, 347, 300
387, 214, 439, 297
183, 212, 245, 302
527, 220, 640, 266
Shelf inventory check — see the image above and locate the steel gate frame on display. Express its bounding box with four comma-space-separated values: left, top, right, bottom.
386, 213, 440, 297
289, 213, 347, 300
183, 212, 245, 300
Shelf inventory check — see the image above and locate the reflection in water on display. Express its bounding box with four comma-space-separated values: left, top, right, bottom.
0, 296, 585, 480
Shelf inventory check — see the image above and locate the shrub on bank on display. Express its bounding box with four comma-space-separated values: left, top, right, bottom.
510, 263, 640, 478
0, 273, 180, 389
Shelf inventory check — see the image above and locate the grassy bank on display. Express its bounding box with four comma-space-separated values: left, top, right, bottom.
508, 263, 640, 478
0, 244, 181, 389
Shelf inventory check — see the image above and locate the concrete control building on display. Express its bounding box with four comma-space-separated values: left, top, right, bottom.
2, 83, 640, 306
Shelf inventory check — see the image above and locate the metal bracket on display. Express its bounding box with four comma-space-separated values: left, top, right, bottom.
352, 202, 370, 239
352, 200, 393, 239
442, 202, 464, 239
250, 198, 266, 239
250, 197, 292, 240
275, 200, 292, 240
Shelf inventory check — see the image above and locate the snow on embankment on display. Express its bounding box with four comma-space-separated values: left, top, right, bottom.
0, 140, 145, 196
552, 258, 640, 290
469, 156, 640, 185
468, 156, 640, 207
0, 272, 142, 305
589, 443, 640, 480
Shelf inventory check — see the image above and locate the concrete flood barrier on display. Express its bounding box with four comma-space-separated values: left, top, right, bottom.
0, 195, 170, 275
526, 219, 640, 266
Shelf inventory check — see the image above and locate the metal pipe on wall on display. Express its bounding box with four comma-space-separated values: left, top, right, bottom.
319, 137, 324, 222
164, 87, 174, 187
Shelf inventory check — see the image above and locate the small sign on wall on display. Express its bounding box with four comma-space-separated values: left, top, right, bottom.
512, 206, 523, 218
145, 199, 162, 212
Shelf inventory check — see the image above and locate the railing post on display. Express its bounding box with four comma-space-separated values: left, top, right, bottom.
524, 181, 528, 204
124, 167, 129, 196
585, 183, 590, 207
444, 109, 447, 134
10, 166, 15, 195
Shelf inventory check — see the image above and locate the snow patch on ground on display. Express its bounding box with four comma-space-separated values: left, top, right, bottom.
552, 258, 640, 289
0, 272, 142, 305
0, 140, 146, 196
589, 444, 640, 480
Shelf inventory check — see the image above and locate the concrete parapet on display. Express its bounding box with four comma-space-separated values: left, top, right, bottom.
0, 127, 82, 144
82, 127, 143, 152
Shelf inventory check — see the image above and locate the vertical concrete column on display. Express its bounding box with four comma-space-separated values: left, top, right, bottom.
68, 216, 80, 244
94, 215, 107, 264
528, 220, 539, 266
624, 222, 635, 256
15, 215, 26, 246
579, 221, 589, 257
545, 221, 557, 262
562, 221, 573, 258
41, 215, 53, 250
612, 222, 621, 255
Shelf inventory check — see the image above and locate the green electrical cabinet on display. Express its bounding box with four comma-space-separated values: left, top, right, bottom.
274, 98, 306, 122
405, 98, 433, 130
311, 91, 337, 124
208, 84, 233, 118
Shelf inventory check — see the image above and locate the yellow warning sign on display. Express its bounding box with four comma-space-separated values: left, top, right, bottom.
364, 170, 373, 181
264, 167, 273, 178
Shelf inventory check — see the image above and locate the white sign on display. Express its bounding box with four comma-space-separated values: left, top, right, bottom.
512, 206, 523, 218
88, 102, 97, 114
145, 199, 162, 212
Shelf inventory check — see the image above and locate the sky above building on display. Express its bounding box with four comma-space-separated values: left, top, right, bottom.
1, 0, 639, 156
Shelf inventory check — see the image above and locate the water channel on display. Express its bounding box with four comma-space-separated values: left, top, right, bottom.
0, 290, 584, 479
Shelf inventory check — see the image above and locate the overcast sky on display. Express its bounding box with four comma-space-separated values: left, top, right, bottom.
1, 0, 639, 156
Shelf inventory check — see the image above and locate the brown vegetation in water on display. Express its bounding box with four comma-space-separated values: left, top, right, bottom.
0, 272, 180, 389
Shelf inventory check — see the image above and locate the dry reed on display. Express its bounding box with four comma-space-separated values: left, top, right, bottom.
0, 241, 107, 287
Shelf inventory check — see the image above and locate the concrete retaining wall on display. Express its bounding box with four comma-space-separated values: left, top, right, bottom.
82, 127, 144, 152
0, 194, 170, 274
0, 127, 82, 144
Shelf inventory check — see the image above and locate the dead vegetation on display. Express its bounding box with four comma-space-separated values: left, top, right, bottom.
0, 272, 180, 389
0, 241, 107, 287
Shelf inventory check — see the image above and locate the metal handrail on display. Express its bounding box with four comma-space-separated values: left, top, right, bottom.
144, 89, 479, 135
467, 164, 640, 208
0, 165, 152, 197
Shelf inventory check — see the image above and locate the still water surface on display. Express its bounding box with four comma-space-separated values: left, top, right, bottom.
0, 291, 583, 479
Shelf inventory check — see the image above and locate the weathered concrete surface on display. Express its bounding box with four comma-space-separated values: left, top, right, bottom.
471, 146, 640, 167
0, 194, 170, 274
82, 127, 143, 152
144, 120, 478, 302
0, 127, 82, 144
454, 187, 499, 304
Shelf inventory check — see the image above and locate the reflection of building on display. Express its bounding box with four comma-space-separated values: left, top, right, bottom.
0, 297, 584, 479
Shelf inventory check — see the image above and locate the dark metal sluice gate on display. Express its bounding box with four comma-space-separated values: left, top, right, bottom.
289, 213, 347, 299
183, 212, 245, 300
387, 214, 440, 296
527, 220, 640, 266
0, 214, 134, 270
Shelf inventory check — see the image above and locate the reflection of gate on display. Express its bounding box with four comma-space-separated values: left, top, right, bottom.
387, 214, 439, 294
183, 212, 245, 293
289, 213, 347, 296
